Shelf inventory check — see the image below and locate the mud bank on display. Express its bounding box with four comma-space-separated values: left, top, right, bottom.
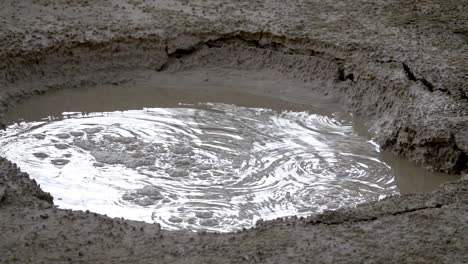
1, 156, 467, 263
1, 0, 467, 263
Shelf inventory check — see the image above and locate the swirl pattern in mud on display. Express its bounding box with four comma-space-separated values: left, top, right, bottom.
0, 103, 398, 231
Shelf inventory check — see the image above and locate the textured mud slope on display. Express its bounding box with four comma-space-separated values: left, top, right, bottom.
0, 0, 466, 173
0, 0, 467, 263
1, 32, 466, 173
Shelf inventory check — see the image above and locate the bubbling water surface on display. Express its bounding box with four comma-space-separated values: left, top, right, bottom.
1, 71, 457, 232
1, 102, 397, 231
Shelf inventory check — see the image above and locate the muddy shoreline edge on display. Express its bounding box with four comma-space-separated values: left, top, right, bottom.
1, 0, 467, 263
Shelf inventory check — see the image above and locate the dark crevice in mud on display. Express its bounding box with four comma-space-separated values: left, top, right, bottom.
375, 59, 399, 63
170, 47, 198, 59
390, 204, 442, 216
453, 29, 468, 43
337, 65, 355, 82
158, 31, 346, 82
402, 62, 435, 92
205, 33, 261, 48
402, 62, 417, 81
307, 204, 444, 226
258, 30, 264, 47
420, 78, 434, 92
453, 148, 468, 173
164, 45, 169, 57
158, 44, 205, 71
254, 202, 451, 229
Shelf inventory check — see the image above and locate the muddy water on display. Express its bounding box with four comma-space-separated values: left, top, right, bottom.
0, 72, 459, 232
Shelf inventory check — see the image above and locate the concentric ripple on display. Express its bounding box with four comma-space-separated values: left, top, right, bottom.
0, 103, 398, 231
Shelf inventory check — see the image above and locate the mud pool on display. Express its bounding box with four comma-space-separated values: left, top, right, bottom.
0, 73, 459, 232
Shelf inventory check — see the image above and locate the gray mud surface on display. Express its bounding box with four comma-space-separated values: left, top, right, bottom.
0, 0, 467, 263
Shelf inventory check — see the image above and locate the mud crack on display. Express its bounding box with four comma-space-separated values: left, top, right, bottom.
158, 31, 347, 82
302, 204, 445, 226
402, 62, 434, 92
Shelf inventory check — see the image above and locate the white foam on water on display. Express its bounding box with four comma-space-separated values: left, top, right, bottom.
0, 103, 398, 232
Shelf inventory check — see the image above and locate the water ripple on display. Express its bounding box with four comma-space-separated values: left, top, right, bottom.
0, 103, 398, 232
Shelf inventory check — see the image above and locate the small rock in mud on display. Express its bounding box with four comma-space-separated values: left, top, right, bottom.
83, 127, 102, 134
198, 174, 209, 180
33, 152, 49, 159
74, 139, 95, 151
123, 186, 164, 207
146, 166, 159, 171
114, 137, 136, 144
51, 159, 70, 166
55, 133, 71, 139
125, 157, 155, 168
135, 198, 155, 206
54, 144, 69, 150
121, 193, 136, 201
168, 169, 189, 177
70, 131, 85, 137
195, 211, 213, 219
39, 214, 49, 219
125, 144, 138, 151
155, 147, 168, 154
91, 151, 121, 165
172, 146, 192, 155
63, 154, 72, 158
168, 216, 183, 223
93, 162, 105, 167
198, 163, 212, 170
0, 186, 6, 203
131, 151, 145, 158
200, 219, 219, 227
175, 158, 191, 166
136, 186, 164, 200
33, 134, 46, 140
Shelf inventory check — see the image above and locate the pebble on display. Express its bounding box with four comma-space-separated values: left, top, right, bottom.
56, 133, 71, 139
93, 162, 105, 167
200, 219, 219, 227
114, 137, 136, 144
136, 186, 164, 200
54, 144, 69, 150
51, 159, 70, 166
83, 127, 102, 134
169, 169, 189, 177
33, 134, 46, 140
198, 164, 212, 170
135, 198, 154, 206
168, 216, 183, 223
175, 158, 191, 166
70, 131, 84, 137
172, 146, 191, 155
195, 211, 213, 219
33, 152, 49, 159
